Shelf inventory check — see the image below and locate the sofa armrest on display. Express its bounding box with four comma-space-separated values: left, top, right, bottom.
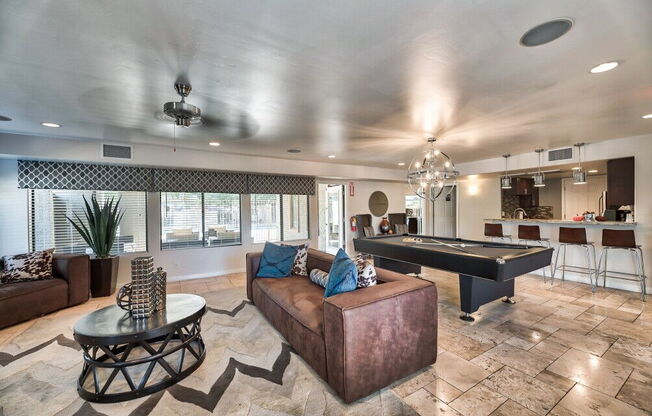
246, 251, 263, 301
53, 254, 90, 306
323, 279, 438, 403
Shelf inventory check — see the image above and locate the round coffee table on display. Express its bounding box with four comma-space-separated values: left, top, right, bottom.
73, 293, 206, 403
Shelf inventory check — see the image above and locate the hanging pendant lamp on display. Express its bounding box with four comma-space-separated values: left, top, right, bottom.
573, 143, 587, 184
501, 154, 512, 189
533, 149, 546, 187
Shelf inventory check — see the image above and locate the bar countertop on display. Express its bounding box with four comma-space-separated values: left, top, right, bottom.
485, 218, 637, 227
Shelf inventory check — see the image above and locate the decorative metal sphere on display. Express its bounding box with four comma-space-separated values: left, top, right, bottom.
407, 137, 459, 201
116, 283, 132, 311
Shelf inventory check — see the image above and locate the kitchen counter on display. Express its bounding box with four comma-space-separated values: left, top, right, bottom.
485, 218, 636, 227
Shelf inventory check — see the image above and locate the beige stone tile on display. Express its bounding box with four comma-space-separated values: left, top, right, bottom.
535, 315, 597, 335
470, 354, 504, 374
492, 321, 551, 344
504, 336, 535, 350
453, 325, 510, 346
438, 329, 494, 361
601, 338, 652, 371
392, 368, 437, 398
573, 311, 607, 326
530, 339, 569, 361
433, 351, 490, 392
546, 329, 614, 356
550, 384, 647, 416
546, 348, 632, 396
449, 384, 507, 416
481, 366, 566, 415
489, 400, 538, 416
424, 378, 464, 404
583, 305, 639, 322
592, 318, 652, 344
534, 369, 575, 393
618, 298, 645, 314
473, 343, 554, 377
616, 368, 652, 413
403, 388, 463, 416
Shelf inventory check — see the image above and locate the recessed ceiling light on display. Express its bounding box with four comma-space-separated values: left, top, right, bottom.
642, 114, 652, 119
520, 18, 573, 47
589, 61, 619, 73
328, 155, 336, 159
0, 115, 11, 121
588, 169, 598, 173
398, 162, 405, 166
287, 149, 301, 153
41, 122, 61, 128
209, 141, 220, 147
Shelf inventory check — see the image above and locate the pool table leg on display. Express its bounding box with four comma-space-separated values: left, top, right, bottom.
503, 297, 516, 304
458, 274, 515, 321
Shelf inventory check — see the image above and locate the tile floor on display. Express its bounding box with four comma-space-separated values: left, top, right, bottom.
1, 269, 650, 415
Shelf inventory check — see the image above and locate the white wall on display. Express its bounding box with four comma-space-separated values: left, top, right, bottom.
456, 176, 501, 240
538, 177, 562, 219
0, 159, 28, 256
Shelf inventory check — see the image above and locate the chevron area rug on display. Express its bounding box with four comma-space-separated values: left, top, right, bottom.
0, 286, 415, 416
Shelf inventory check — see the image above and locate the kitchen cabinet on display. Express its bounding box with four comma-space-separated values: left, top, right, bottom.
505, 178, 539, 207
606, 157, 634, 208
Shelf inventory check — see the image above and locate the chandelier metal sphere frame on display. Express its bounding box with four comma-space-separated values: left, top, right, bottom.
407, 137, 459, 201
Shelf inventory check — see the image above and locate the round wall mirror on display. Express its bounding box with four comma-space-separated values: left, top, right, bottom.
368, 191, 389, 217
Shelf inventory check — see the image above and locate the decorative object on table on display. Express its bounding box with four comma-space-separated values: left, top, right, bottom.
115, 283, 132, 311
74, 294, 206, 403
368, 191, 389, 217
154, 266, 167, 311
501, 154, 513, 189
379, 216, 391, 234
130, 256, 155, 319
595, 215, 607, 221
0, 248, 55, 283
256, 242, 298, 278
323, 249, 358, 297
67, 195, 124, 297
573, 143, 587, 185
572, 215, 585, 222
407, 137, 459, 201
583, 211, 596, 222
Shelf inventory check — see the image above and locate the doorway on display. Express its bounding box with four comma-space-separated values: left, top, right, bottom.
432, 186, 457, 238
318, 184, 345, 254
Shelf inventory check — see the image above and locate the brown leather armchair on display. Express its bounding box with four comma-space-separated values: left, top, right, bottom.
246, 248, 438, 403
0, 254, 90, 329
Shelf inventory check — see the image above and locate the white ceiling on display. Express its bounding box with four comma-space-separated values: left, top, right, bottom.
0, 0, 650, 168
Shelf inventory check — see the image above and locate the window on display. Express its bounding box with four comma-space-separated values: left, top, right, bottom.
251, 194, 309, 243
161, 192, 241, 250
29, 189, 147, 255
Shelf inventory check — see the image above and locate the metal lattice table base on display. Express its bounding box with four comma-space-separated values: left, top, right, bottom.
77, 318, 205, 403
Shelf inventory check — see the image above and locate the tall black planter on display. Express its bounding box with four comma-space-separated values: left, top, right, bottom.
90, 256, 119, 297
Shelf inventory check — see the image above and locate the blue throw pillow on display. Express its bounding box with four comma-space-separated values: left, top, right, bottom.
324, 249, 358, 297
257, 242, 298, 278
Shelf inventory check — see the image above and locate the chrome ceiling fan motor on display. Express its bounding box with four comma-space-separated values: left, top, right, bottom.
163, 83, 201, 127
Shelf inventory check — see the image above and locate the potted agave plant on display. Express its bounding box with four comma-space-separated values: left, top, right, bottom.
68, 195, 124, 297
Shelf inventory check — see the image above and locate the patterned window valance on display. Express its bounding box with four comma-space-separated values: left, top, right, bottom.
152, 168, 247, 194
17, 160, 316, 195
247, 174, 315, 195
17, 160, 153, 191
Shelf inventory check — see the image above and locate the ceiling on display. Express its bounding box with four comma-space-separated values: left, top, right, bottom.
0, 0, 650, 168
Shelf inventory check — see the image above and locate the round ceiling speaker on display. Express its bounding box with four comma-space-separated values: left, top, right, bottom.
0, 115, 12, 121
520, 18, 573, 47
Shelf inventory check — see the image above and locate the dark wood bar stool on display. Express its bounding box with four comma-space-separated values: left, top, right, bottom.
552, 227, 597, 290
517, 224, 552, 282
484, 223, 512, 243
598, 229, 646, 301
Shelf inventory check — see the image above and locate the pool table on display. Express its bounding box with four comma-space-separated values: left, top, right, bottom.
353, 234, 554, 321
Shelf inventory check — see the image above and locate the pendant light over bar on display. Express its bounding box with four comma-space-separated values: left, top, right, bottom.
533, 149, 546, 187
501, 154, 512, 189
573, 143, 587, 185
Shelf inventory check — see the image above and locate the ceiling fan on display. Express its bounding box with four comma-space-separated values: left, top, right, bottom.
158, 80, 259, 140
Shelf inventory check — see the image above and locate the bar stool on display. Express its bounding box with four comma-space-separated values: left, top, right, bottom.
484, 223, 512, 243
552, 227, 597, 290
598, 229, 646, 301
517, 225, 552, 282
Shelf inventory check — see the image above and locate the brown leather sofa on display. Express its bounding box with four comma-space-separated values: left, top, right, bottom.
0, 254, 90, 329
246, 248, 438, 403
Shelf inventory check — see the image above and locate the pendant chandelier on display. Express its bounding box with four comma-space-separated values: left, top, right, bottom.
533, 148, 546, 187
407, 137, 459, 201
573, 143, 587, 185
501, 154, 512, 189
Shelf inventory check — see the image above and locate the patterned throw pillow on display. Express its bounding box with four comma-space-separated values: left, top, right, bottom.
309, 268, 329, 288
282, 243, 309, 276
324, 249, 358, 297
355, 254, 377, 288
1, 249, 55, 283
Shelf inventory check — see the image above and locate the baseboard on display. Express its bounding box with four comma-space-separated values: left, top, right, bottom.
529, 269, 648, 294
167, 267, 246, 282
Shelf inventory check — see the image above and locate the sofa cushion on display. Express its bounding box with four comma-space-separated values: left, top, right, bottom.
0, 278, 67, 301
0, 278, 69, 329
324, 249, 358, 297
253, 276, 325, 335
309, 268, 329, 288
257, 242, 297, 278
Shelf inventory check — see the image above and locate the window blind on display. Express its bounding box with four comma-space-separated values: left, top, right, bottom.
204, 193, 241, 246
251, 194, 281, 243
29, 189, 147, 255
160, 192, 204, 249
